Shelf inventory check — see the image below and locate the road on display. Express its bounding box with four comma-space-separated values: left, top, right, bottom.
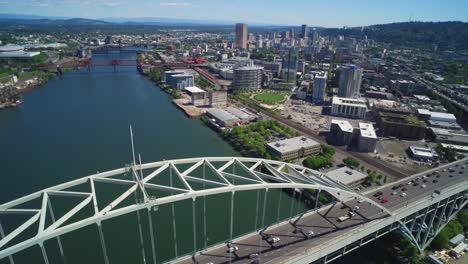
233, 98, 411, 179
174, 158, 468, 264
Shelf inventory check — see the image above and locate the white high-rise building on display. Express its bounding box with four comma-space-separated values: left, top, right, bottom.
312, 72, 327, 103
338, 64, 363, 98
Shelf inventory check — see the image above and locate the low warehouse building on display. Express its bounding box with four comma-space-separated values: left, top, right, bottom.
325, 167, 367, 186
267, 136, 321, 161
206, 109, 239, 128
408, 146, 438, 162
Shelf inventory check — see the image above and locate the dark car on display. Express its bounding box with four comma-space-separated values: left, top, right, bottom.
374, 191, 383, 197
432, 180, 438, 183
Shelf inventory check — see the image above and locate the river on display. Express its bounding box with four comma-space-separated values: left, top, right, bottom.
0, 51, 318, 264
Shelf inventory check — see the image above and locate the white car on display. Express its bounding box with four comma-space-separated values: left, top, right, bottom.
401, 192, 407, 197
306, 231, 314, 238
227, 246, 239, 253
271, 237, 280, 243
421, 184, 427, 189
391, 191, 397, 196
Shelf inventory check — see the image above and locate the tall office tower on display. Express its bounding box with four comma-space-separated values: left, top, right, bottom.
338, 64, 363, 98
281, 48, 299, 83
312, 30, 319, 45
312, 72, 328, 103
301, 24, 308, 38
235, 23, 248, 50
289, 28, 295, 39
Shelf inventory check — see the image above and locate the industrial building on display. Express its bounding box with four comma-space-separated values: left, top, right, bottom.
331, 96, 367, 119
224, 107, 256, 123
0, 44, 40, 58
328, 120, 353, 146
208, 90, 227, 107
184, 86, 206, 106
325, 167, 367, 186
206, 109, 240, 128
417, 109, 458, 123
267, 136, 321, 161
408, 146, 438, 162
165, 70, 194, 90
232, 65, 263, 91
378, 112, 426, 140
338, 64, 363, 98
358, 123, 378, 153
312, 72, 327, 103
431, 127, 468, 146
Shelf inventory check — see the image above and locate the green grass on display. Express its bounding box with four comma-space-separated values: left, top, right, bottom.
254, 92, 287, 105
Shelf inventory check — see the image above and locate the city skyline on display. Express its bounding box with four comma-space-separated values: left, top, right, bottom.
0, 0, 467, 27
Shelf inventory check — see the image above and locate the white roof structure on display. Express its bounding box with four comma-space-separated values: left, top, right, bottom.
225, 107, 251, 120
325, 167, 367, 185
206, 109, 239, 123
332, 119, 353, 133
267, 136, 320, 154
332, 96, 367, 107
184, 86, 206, 94
359, 123, 377, 139
409, 146, 437, 159
430, 112, 457, 122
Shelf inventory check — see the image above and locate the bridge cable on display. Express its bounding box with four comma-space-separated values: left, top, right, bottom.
192, 199, 197, 257
39, 244, 50, 264
170, 168, 178, 257
276, 189, 282, 223
47, 199, 67, 264
135, 155, 148, 264
0, 221, 15, 264
203, 163, 207, 249
254, 190, 260, 230
147, 209, 157, 264
97, 223, 110, 264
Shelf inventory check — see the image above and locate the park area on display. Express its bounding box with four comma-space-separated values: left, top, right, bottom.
254, 92, 288, 105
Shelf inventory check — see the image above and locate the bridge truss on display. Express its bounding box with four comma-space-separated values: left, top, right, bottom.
0, 157, 394, 263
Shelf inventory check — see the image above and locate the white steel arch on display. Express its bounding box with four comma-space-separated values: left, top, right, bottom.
0, 157, 392, 260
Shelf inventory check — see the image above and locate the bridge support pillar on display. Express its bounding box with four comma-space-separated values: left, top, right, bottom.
422, 202, 440, 247
0, 221, 15, 264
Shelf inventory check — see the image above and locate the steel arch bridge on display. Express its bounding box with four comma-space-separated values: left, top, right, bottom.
0, 157, 394, 263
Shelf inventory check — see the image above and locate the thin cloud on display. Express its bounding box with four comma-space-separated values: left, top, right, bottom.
159, 2, 191, 7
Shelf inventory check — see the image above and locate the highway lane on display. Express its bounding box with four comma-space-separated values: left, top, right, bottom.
174, 158, 468, 264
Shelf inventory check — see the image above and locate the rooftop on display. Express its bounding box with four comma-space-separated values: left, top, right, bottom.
267, 136, 320, 154
332, 96, 367, 107
331, 119, 353, 133
409, 146, 437, 158
207, 109, 239, 123
325, 167, 367, 185
359, 123, 377, 139
184, 86, 205, 94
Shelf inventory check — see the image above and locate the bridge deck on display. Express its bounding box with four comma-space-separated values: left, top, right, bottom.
174, 159, 468, 264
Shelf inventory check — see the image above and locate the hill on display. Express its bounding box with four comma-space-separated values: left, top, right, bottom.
324, 22, 468, 51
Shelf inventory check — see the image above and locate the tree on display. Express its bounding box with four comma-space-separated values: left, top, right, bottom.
343, 157, 360, 168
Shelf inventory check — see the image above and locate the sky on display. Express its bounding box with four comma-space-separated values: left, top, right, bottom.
1, 0, 467, 27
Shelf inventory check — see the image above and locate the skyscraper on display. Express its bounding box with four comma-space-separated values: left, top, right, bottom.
312, 72, 327, 103
338, 64, 363, 98
301, 24, 308, 38
281, 48, 299, 83
235, 23, 248, 50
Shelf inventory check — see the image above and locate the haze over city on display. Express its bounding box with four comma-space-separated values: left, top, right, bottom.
0, 0, 467, 27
